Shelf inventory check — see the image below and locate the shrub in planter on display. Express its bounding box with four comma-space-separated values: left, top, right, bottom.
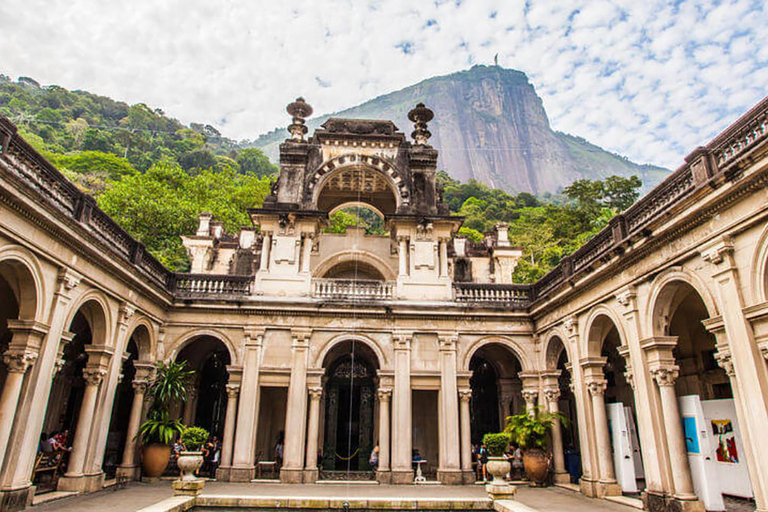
177, 426, 209, 481
482, 432, 511, 485
504, 406, 568, 486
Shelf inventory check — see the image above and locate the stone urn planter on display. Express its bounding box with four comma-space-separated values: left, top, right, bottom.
486, 456, 511, 485
177, 450, 204, 481
523, 448, 550, 486
142, 444, 172, 478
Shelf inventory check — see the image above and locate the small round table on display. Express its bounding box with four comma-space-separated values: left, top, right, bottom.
413, 460, 427, 483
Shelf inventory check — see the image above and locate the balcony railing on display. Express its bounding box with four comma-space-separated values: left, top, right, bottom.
171, 274, 252, 298
454, 283, 532, 307
313, 278, 395, 301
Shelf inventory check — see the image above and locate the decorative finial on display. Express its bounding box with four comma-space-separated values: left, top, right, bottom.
407, 102, 433, 145
286, 97, 313, 141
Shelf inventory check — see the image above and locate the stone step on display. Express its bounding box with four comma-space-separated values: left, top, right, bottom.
31, 490, 79, 506
605, 495, 644, 510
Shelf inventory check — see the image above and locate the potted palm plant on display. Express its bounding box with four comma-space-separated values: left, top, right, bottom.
177, 426, 209, 481
504, 407, 567, 486
138, 360, 194, 477
482, 432, 511, 485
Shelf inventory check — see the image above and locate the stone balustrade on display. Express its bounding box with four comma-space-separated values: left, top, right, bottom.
312, 278, 395, 301
453, 283, 532, 306
171, 274, 252, 297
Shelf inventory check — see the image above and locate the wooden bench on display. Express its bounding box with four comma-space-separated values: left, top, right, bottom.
32, 452, 65, 490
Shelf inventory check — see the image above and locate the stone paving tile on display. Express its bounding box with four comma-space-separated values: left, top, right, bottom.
514, 487, 633, 512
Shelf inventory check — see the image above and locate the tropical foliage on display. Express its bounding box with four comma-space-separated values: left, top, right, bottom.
503, 407, 569, 450
180, 426, 210, 451
483, 432, 511, 457
138, 361, 194, 445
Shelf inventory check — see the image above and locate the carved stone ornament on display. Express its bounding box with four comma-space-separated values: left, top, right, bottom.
521, 389, 538, 406
286, 97, 313, 141
407, 103, 434, 145
132, 379, 149, 394
308, 386, 323, 400
458, 389, 472, 402
57, 268, 82, 293
83, 368, 108, 386
543, 387, 561, 403
563, 316, 578, 338
321, 118, 397, 136
615, 287, 637, 309
226, 383, 241, 399
624, 365, 636, 390
586, 379, 607, 396
650, 367, 679, 387
3, 349, 38, 373
699, 236, 734, 265
377, 388, 392, 401
714, 351, 735, 378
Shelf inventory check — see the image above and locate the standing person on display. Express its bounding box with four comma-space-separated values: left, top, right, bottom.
511, 444, 524, 480
369, 445, 380, 471
275, 431, 284, 469
478, 443, 489, 482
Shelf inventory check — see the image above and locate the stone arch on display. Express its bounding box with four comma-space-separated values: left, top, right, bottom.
65, 290, 112, 347
543, 329, 570, 370
646, 267, 718, 337
124, 317, 155, 362
315, 333, 387, 369
310, 155, 408, 214
751, 223, 768, 304
0, 244, 46, 322
168, 328, 239, 366
461, 336, 531, 373
328, 201, 385, 220
313, 250, 396, 280
582, 305, 628, 358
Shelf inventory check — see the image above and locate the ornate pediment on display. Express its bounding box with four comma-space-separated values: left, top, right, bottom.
321, 118, 399, 136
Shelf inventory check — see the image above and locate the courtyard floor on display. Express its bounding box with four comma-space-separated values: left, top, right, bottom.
29, 481, 640, 512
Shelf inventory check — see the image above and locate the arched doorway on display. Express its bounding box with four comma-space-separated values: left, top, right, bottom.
321, 340, 378, 475
176, 336, 231, 437
468, 343, 523, 445
653, 281, 754, 510
585, 313, 645, 496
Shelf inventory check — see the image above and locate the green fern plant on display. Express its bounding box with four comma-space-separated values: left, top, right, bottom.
503, 406, 569, 450
180, 426, 209, 451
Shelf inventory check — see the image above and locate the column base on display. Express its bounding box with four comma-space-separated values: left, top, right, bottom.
57, 472, 103, 493
669, 496, 705, 512
390, 469, 415, 484
0, 486, 32, 512
116, 465, 140, 481
376, 470, 392, 484
643, 490, 669, 512
172, 479, 205, 496
462, 470, 477, 485
579, 477, 598, 497
437, 469, 464, 485
553, 471, 570, 484
595, 480, 622, 498
229, 467, 255, 482
303, 469, 318, 483
279, 467, 304, 484
215, 466, 232, 481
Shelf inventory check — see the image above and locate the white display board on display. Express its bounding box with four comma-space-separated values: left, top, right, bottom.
607, 402, 643, 493
678, 395, 754, 512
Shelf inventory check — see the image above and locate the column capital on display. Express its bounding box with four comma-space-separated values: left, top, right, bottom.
308, 386, 323, 400
650, 366, 679, 387
392, 331, 413, 350
377, 387, 392, 401
132, 378, 149, 393
761, 344, 768, 362
543, 387, 561, 403
714, 351, 735, 377
624, 364, 636, 389
83, 367, 108, 386
3, 348, 38, 373
562, 316, 578, 339
226, 383, 241, 398
6, 319, 49, 352
458, 388, 472, 402
133, 361, 155, 381
521, 389, 538, 406
437, 332, 458, 351
57, 267, 83, 294
585, 378, 608, 396
291, 328, 312, 347
615, 285, 638, 311
118, 302, 137, 326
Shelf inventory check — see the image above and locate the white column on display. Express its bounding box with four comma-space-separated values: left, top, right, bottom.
544, 387, 568, 482
438, 334, 461, 483
439, 239, 448, 277
66, 368, 107, 477
118, 379, 148, 469
459, 389, 473, 476
391, 333, 413, 483
304, 387, 323, 478
220, 383, 240, 468
281, 330, 310, 482
377, 388, 392, 474
231, 333, 263, 480
586, 378, 616, 485
398, 237, 408, 276
651, 367, 698, 500
182, 388, 198, 425
301, 234, 313, 273
0, 350, 37, 470
522, 388, 538, 416
260, 233, 272, 271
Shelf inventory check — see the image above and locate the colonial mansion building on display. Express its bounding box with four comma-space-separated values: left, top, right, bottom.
0, 95, 767, 512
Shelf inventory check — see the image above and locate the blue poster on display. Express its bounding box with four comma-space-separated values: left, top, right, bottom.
684, 416, 699, 453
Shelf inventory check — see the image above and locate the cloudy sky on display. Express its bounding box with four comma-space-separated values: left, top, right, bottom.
2, 0, 767, 169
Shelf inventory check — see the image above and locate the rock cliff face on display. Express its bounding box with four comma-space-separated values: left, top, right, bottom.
254, 66, 668, 194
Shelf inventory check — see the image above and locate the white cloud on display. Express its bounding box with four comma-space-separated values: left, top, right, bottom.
0, 0, 766, 170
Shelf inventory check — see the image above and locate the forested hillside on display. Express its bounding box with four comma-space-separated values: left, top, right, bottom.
0, 75, 640, 280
